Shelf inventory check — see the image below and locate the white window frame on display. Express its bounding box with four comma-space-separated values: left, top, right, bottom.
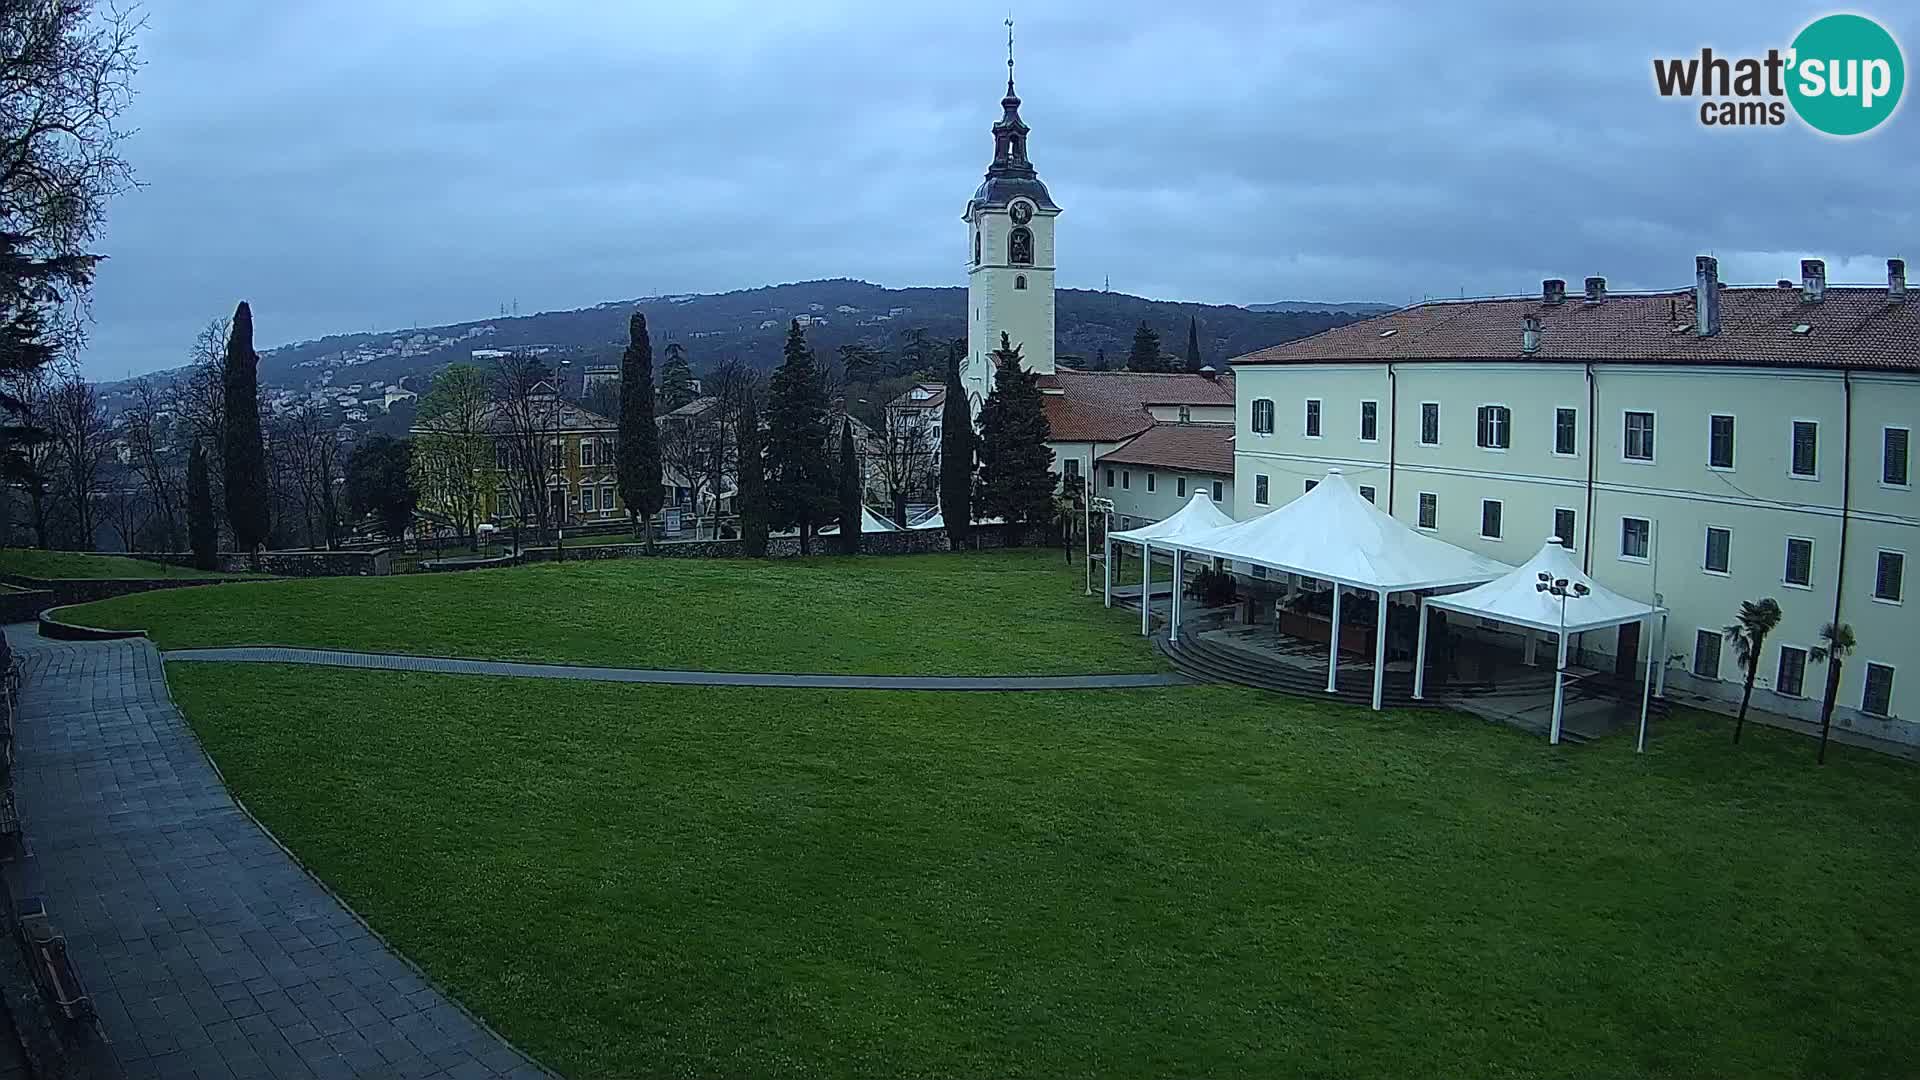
1622, 409, 1657, 464
1861, 661, 1896, 718
1250, 398, 1275, 436
1619, 516, 1652, 563
1358, 484, 1376, 504
1552, 406, 1578, 458
1211, 480, 1224, 502
1419, 401, 1440, 446
1707, 413, 1737, 471
1146, 472, 1155, 493
1417, 491, 1438, 531
600, 485, 615, 513
580, 439, 596, 468
1702, 525, 1732, 576
1883, 425, 1911, 489
1254, 474, 1270, 505
580, 486, 596, 513
1872, 548, 1904, 604
1304, 398, 1323, 439
1475, 403, 1512, 451
1692, 628, 1724, 681
1788, 418, 1820, 481
1176, 476, 1186, 498
1775, 644, 1810, 699
1783, 536, 1815, 589
1121, 470, 1130, 490
1480, 499, 1503, 541
1359, 400, 1379, 443
1552, 507, 1577, 550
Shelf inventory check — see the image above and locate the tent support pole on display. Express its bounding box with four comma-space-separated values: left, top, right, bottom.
1550, 630, 1569, 745
1523, 629, 1537, 666
1326, 585, 1343, 693
1637, 615, 1656, 754
1102, 534, 1112, 608
1654, 612, 1669, 697
1170, 548, 1184, 644
1413, 597, 1429, 700
1371, 589, 1389, 711
1140, 542, 1151, 636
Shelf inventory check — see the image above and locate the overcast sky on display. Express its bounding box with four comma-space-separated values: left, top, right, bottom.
81, 0, 1917, 379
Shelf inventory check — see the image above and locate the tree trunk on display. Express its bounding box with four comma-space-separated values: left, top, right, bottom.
892, 492, 908, 534
1817, 660, 1842, 765
799, 517, 811, 556
1735, 666, 1757, 743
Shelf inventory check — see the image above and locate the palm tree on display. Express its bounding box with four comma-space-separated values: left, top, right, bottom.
1809, 621, 1857, 765
1723, 598, 1783, 743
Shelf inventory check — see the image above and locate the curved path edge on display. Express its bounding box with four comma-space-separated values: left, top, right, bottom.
162, 646, 1189, 691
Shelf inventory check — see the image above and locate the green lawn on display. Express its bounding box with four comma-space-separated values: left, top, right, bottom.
166, 664, 1919, 1079
67, 550, 1155, 675
0, 548, 255, 580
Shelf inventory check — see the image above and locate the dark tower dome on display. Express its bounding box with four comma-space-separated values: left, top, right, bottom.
965, 25, 1057, 216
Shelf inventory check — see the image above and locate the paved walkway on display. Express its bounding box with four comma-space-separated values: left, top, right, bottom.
162, 647, 1188, 691
5, 629, 550, 1080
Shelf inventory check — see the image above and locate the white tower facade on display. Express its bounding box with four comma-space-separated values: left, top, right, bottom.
961, 47, 1059, 417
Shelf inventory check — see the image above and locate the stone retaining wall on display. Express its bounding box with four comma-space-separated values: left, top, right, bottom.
520, 525, 1010, 563
0, 574, 242, 609
144, 549, 391, 576
0, 587, 51, 625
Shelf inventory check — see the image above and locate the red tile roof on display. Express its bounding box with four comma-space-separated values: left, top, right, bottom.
1233, 285, 1919, 372
1096, 423, 1235, 474
1043, 368, 1235, 443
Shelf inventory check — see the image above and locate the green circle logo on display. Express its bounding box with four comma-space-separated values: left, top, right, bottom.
1787, 14, 1905, 136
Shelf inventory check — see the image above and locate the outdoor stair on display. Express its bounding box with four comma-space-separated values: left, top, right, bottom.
1154, 632, 1455, 710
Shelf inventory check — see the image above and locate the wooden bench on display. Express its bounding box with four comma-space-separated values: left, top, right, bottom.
16, 899, 91, 1022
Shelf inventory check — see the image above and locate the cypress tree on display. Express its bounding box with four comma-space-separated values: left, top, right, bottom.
939, 343, 974, 549
736, 393, 769, 556
764, 320, 833, 555
221, 302, 270, 552
836, 416, 861, 555
976, 333, 1054, 546
1186, 316, 1204, 372
187, 441, 218, 571
1126, 321, 1164, 372
617, 312, 663, 550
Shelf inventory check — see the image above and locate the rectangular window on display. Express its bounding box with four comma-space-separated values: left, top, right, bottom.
1885, 427, 1910, 487
1554, 508, 1576, 550
580, 440, 596, 468
1146, 472, 1156, 493
1251, 399, 1275, 435
1476, 405, 1511, 449
1693, 629, 1722, 680
494, 443, 511, 470
1304, 479, 1319, 493
1211, 480, 1224, 502
1359, 485, 1376, 503
1305, 399, 1322, 437
600, 486, 615, 512
1875, 550, 1905, 602
1251, 564, 1268, 579
1417, 492, 1437, 530
1254, 474, 1269, 505
1360, 401, 1378, 442
1178, 405, 1191, 423
1709, 414, 1736, 470
1176, 476, 1186, 497
1776, 645, 1808, 698
1063, 459, 1080, 481
1862, 663, 1895, 717
1480, 499, 1503, 540
1784, 537, 1814, 587
1420, 402, 1440, 446
1704, 526, 1731, 574
1621, 516, 1651, 560
1554, 407, 1577, 456
1624, 411, 1655, 461
1121, 470, 1130, 490
1791, 421, 1818, 477
580, 487, 595, 513
1105, 468, 1114, 488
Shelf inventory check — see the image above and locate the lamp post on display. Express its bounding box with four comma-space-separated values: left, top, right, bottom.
1091, 495, 1114, 603
1535, 571, 1590, 746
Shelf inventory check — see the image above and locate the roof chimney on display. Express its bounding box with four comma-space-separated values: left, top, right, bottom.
1522, 314, 1541, 354
1197, 364, 1218, 382
1583, 276, 1607, 304
1890, 258, 1908, 302
1542, 279, 1566, 305
1777, 279, 1796, 289
1801, 258, 1826, 303
1694, 255, 1721, 336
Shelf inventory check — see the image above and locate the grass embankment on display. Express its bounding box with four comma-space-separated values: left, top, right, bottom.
167, 664, 1920, 1079
0, 548, 256, 580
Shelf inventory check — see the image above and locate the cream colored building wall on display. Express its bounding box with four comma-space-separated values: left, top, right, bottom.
964, 205, 1058, 412
1146, 403, 1234, 423
1232, 360, 1919, 741
1094, 460, 1231, 529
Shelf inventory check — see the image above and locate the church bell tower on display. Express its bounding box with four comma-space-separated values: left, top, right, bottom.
961, 21, 1059, 417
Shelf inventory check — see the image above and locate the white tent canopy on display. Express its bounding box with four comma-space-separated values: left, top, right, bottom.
906, 509, 1004, 531
819, 505, 902, 534
1162, 469, 1513, 711
1416, 537, 1668, 745
1103, 492, 1237, 630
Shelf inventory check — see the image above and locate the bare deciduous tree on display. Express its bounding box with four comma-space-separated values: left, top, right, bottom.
117, 374, 183, 547
272, 404, 343, 548
491, 353, 560, 541
45, 370, 109, 546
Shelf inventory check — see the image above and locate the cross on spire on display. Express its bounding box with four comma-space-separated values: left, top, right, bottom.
1005, 16, 1016, 95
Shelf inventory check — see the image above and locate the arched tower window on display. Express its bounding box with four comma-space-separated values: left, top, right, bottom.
1014, 274, 1027, 290
973, 230, 981, 266
1009, 226, 1033, 266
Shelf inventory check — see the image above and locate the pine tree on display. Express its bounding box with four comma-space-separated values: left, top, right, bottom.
735, 393, 769, 556
1091, 346, 1107, 372
1126, 321, 1164, 372
939, 343, 974, 549
658, 341, 697, 412
187, 441, 218, 571
221, 302, 270, 553
976, 333, 1055, 545
1186, 316, 1204, 372
617, 312, 663, 549
837, 417, 861, 555
765, 320, 834, 555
